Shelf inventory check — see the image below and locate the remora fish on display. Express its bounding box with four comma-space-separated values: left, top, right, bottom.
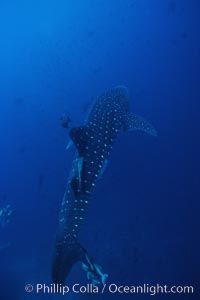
52, 86, 157, 284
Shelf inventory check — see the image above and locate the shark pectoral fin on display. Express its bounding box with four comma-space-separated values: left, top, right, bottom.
125, 113, 157, 136
66, 140, 73, 150
70, 126, 92, 156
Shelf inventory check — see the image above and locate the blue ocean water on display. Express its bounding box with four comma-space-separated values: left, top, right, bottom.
0, 0, 199, 299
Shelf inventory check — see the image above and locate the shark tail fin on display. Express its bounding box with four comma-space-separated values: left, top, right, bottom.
52, 234, 108, 285
52, 234, 84, 284
125, 112, 157, 136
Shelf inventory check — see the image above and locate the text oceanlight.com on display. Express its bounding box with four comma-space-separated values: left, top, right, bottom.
25, 283, 194, 296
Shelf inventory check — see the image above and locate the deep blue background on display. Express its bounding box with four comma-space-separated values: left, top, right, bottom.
0, 0, 199, 299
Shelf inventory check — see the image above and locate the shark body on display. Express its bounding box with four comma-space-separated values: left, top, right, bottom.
52, 86, 156, 284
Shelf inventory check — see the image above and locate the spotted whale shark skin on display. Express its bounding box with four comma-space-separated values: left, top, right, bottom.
52, 86, 157, 284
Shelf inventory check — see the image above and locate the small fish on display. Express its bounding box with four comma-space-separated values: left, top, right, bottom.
0, 204, 13, 228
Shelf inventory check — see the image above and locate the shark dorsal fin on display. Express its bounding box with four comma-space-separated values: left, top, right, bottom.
69, 126, 92, 156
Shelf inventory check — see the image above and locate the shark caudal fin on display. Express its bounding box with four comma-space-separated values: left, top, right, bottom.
52, 234, 108, 285
52, 234, 84, 284
125, 112, 157, 136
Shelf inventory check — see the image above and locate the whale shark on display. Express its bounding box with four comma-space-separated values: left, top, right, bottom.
52, 86, 157, 284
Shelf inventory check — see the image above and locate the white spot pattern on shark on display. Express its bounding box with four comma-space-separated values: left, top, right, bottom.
52, 86, 157, 285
